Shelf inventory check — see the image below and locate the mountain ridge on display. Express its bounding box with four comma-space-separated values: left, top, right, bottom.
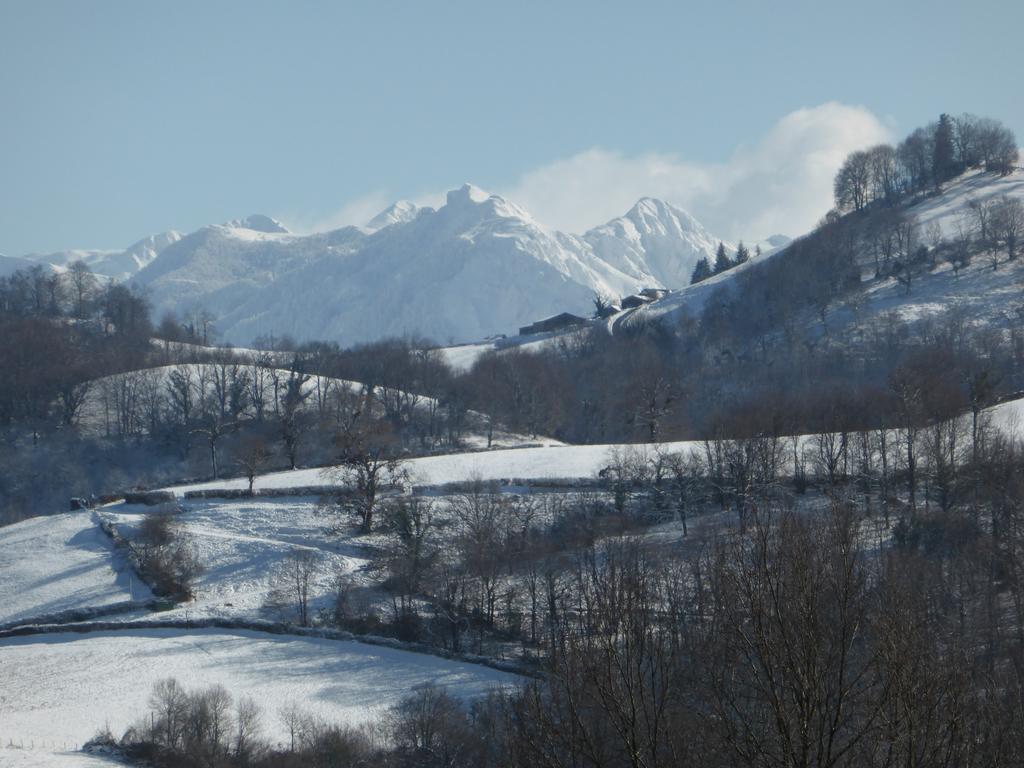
20, 187, 760, 345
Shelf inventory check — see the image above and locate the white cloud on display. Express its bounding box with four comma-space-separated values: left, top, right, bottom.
499, 102, 893, 239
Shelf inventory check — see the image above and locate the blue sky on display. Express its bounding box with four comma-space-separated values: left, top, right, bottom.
2, 0, 1022, 255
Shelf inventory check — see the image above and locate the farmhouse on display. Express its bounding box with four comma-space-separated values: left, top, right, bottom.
518, 312, 588, 336
620, 294, 654, 309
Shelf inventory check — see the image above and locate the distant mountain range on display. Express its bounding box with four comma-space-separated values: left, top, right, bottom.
13, 188, 788, 346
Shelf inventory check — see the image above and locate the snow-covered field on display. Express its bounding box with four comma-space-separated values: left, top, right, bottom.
0, 749, 122, 768
163, 392, 1024, 498
0, 512, 149, 627
102, 497, 372, 621
164, 441, 692, 496
0, 628, 519, 752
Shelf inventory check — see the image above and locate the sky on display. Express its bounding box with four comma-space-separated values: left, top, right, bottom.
1, 0, 1022, 256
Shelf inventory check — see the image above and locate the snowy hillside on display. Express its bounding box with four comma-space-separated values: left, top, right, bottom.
75, 361, 563, 449
803, 168, 1024, 337
0, 512, 148, 627
627, 167, 1024, 335
100, 497, 368, 622
19, 188, 729, 346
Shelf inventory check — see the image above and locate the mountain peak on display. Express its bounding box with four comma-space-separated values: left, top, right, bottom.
366, 200, 422, 231
223, 214, 290, 234
626, 197, 702, 231
446, 183, 491, 206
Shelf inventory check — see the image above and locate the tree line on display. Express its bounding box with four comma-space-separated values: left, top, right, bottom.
834, 112, 1018, 214
690, 241, 755, 284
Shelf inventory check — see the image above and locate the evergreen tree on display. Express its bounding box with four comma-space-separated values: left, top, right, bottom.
690, 257, 712, 284
713, 242, 733, 274
933, 113, 956, 186
734, 241, 750, 265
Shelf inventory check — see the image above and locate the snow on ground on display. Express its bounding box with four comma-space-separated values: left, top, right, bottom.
0, 512, 149, 627
621, 244, 784, 328
165, 441, 695, 495
164, 391, 1024, 498
912, 167, 1024, 237
436, 341, 496, 371
0, 748, 123, 768
434, 330, 593, 372
150, 338, 285, 361
102, 498, 372, 621
0, 628, 520, 751
626, 168, 1024, 336
989, 397, 1024, 436
836, 238, 1024, 332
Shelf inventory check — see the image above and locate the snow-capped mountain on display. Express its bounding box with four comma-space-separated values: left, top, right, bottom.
221, 214, 290, 234
134, 218, 364, 321
582, 198, 725, 289
365, 201, 422, 231
0, 253, 39, 277
144, 184, 657, 345
23, 230, 183, 280
21, 187, 736, 345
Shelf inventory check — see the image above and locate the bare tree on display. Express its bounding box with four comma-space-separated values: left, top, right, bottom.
192, 411, 235, 479
968, 196, 999, 269
834, 149, 873, 212
992, 195, 1024, 263
704, 505, 884, 768
235, 436, 271, 495
946, 217, 973, 278
267, 548, 319, 627
166, 366, 196, 426
66, 260, 98, 318
974, 116, 1019, 174
867, 143, 900, 204
233, 696, 264, 761
388, 684, 471, 765
279, 367, 312, 470
326, 405, 404, 532
381, 496, 438, 632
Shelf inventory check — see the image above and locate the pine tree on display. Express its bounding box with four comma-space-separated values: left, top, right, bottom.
690, 257, 712, 284
734, 241, 750, 265
713, 242, 733, 274
933, 113, 956, 186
